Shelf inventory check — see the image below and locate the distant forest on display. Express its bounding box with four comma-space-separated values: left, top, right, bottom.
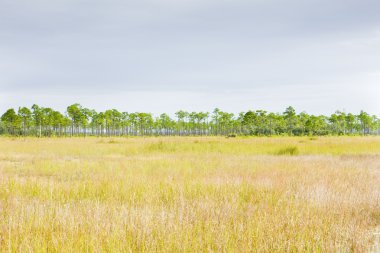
0, 104, 379, 136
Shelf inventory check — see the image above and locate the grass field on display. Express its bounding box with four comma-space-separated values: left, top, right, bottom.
0, 136, 379, 252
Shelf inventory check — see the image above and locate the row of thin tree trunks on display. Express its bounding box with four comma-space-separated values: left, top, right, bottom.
13, 126, 244, 137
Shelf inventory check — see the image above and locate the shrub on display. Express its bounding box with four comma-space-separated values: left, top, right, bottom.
275, 146, 299, 155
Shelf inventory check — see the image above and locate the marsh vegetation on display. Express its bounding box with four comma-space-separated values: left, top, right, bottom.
0, 136, 379, 252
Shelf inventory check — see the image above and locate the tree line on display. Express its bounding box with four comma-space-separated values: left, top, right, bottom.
0, 104, 379, 137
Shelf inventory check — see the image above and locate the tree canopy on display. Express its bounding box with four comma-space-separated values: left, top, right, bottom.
0, 104, 379, 136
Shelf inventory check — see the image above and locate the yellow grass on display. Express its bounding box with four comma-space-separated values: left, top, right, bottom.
0, 136, 379, 252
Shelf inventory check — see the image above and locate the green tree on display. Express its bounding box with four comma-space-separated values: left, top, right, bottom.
18, 107, 32, 135
357, 111, 371, 135
175, 110, 187, 136
298, 112, 310, 136
283, 106, 298, 136
1, 108, 21, 135
31, 104, 43, 137
345, 113, 356, 134
67, 104, 83, 135
242, 111, 256, 135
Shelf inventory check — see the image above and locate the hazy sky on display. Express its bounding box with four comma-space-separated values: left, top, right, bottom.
1, 0, 379, 115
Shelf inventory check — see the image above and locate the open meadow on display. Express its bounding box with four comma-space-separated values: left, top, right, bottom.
0, 136, 379, 252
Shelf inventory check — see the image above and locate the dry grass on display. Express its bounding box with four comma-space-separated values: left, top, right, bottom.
0, 136, 379, 252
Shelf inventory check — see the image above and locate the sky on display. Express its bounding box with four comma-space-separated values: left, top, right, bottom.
1, 0, 379, 116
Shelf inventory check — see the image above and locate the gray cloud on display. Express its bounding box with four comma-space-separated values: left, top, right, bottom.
1, 0, 379, 114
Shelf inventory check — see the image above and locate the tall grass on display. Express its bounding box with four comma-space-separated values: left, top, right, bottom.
0, 136, 379, 252
275, 146, 299, 155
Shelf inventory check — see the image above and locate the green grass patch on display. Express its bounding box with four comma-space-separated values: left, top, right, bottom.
275, 146, 299, 156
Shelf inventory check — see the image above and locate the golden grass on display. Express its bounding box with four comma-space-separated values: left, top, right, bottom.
0, 136, 379, 252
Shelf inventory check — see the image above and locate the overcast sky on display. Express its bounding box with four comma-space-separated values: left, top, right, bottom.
1, 0, 379, 116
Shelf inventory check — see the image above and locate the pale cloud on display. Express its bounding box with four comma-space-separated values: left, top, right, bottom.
0, 0, 379, 115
